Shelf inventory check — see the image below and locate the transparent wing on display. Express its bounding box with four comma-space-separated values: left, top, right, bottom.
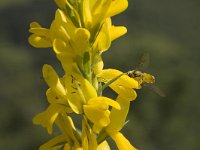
135, 52, 150, 70
144, 84, 166, 97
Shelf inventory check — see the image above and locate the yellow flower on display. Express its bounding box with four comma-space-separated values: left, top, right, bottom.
64, 72, 97, 114
99, 69, 139, 100
83, 96, 121, 133
42, 64, 66, 97
63, 72, 121, 133
28, 22, 52, 48
33, 103, 65, 134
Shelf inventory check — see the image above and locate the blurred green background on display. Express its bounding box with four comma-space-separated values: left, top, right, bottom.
0, 0, 200, 149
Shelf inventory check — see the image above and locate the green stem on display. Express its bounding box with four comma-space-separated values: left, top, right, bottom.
97, 130, 108, 144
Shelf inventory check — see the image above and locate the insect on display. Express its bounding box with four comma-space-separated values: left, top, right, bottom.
127, 52, 165, 97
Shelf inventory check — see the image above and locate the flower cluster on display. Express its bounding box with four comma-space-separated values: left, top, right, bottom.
29, 0, 144, 149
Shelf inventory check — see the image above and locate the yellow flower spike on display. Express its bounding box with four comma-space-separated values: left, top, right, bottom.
33, 104, 65, 134
39, 134, 67, 150
109, 132, 137, 150
110, 26, 127, 41
83, 96, 120, 132
106, 0, 128, 17
42, 64, 66, 97
106, 96, 131, 133
93, 18, 111, 52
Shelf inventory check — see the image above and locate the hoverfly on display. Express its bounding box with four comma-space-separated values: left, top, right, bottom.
127, 52, 165, 97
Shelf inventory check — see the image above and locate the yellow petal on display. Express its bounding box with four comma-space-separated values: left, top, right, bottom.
43, 64, 66, 96
87, 97, 121, 110
33, 104, 64, 134
84, 105, 110, 127
81, 0, 92, 28
97, 141, 110, 150
73, 28, 90, 55
106, 96, 130, 132
110, 26, 127, 41
92, 0, 112, 25
30, 22, 42, 28
109, 84, 137, 101
28, 34, 52, 48
84, 97, 120, 131
109, 132, 137, 150
93, 57, 104, 75
100, 69, 138, 88
64, 73, 97, 114
68, 73, 97, 101
93, 18, 111, 52
29, 28, 49, 36
82, 118, 98, 150
54, 0, 67, 9
53, 38, 73, 54
106, 0, 128, 17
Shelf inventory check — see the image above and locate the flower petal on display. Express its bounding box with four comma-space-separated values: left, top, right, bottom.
93, 18, 111, 52
106, 96, 130, 132
97, 141, 110, 150
28, 34, 52, 48
110, 26, 127, 41
109, 132, 137, 150
107, 0, 128, 17
109, 84, 137, 101
33, 104, 64, 134
43, 64, 66, 96
100, 69, 138, 88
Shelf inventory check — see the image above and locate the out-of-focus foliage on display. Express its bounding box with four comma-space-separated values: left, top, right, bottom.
0, 0, 199, 149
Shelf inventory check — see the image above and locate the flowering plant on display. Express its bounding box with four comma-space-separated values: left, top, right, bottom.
29, 0, 155, 149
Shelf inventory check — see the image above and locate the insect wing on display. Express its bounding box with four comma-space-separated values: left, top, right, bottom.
144, 84, 166, 97
135, 52, 150, 69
